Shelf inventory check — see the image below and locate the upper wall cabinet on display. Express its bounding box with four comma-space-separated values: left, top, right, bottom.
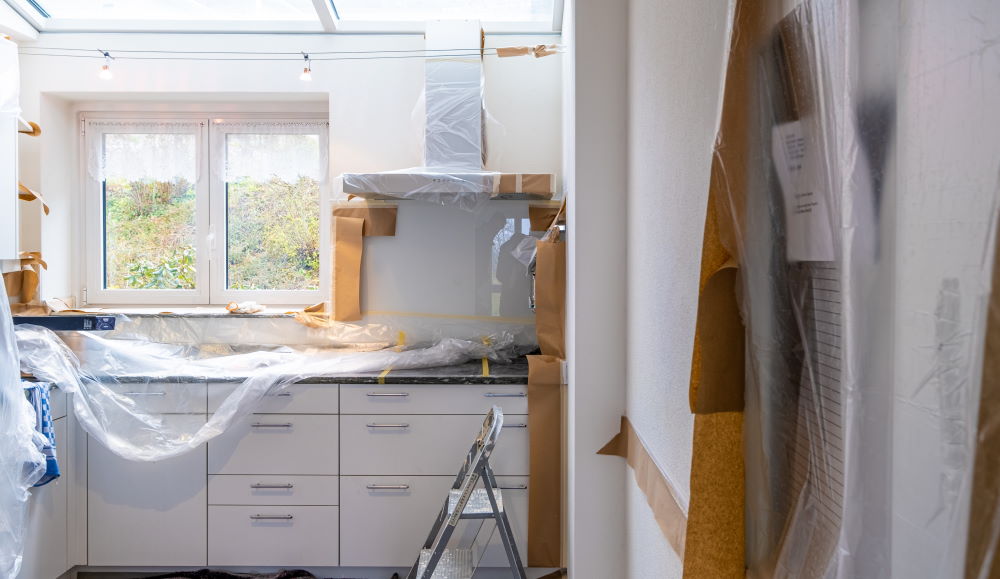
1, 38, 20, 260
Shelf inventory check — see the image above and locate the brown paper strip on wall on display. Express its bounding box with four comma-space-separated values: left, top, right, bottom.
527, 355, 564, 568
332, 216, 364, 322
598, 416, 688, 558
496, 173, 556, 196
689, 259, 744, 414
18, 183, 50, 215
332, 206, 398, 237
535, 229, 566, 359
964, 222, 1000, 578
496, 44, 559, 58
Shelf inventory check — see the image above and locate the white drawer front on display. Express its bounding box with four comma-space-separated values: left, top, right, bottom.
208, 475, 338, 506
208, 505, 339, 567
105, 382, 207, 414
208, 414, 339, 475
341, 414, 529, 476
340, 476, 453, 567
208, 382, 339, 414
340, 476, 529, 568
341, 384, 527, 415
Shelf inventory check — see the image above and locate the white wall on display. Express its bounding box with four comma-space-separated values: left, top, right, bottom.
564, 0, 628, 577
625, 0, 732, 576
15, 32, 561, 320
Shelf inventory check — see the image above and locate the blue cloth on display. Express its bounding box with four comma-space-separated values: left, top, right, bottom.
23, 382, 60, 487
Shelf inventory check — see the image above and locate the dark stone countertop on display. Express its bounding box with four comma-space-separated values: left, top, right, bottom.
106, 358, 529, 385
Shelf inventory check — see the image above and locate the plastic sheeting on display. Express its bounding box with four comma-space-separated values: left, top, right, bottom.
0, 296, 45, 579
15, 324, 522, 462
719, 0, 999, 577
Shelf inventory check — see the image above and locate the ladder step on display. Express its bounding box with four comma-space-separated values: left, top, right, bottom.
448, 488, 503, 519
417, 547, 473, 579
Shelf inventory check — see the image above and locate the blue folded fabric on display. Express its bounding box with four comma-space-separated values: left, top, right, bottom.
23, 382, 60, 487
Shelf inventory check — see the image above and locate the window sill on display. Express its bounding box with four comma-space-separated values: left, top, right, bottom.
58, 305, 309, 318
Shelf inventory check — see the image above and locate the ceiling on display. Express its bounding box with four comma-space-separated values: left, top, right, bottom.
4, 0, 563, 34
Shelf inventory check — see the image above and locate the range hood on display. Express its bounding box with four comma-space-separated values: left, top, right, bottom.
341, 20, 554, 207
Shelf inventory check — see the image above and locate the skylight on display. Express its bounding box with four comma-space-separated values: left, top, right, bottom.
4, 0, 563, 33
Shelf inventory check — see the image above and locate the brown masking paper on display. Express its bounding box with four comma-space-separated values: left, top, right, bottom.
496, 44, 559, 58
527, 355, 564, 568
599, 416, 688, 558
965, 226, 1000, 578
332, 216, 364, 322
496, 173, 556, 197
535, 229, 566, 359
332, 205, 398, 237
4, 251, 46, 305
689, 258, 744, 414
683, 412, 745, 579
18, 182, 50, 215
528, 205, 564, 232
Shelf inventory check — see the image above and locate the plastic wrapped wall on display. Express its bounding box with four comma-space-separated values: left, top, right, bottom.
723, 0, 1000, 577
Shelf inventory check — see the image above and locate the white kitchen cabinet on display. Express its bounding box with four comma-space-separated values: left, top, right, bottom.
208, 382, 339, 414
339, 475, 529, 568
208, 474, 339, 506
87, 414, 207, 567
19, 418, 70, 579
208, 413, 339, 475
208, 505, 339, 567
340, 414, 529, 476
0, 114, 17, 260
340, 383, 528, 415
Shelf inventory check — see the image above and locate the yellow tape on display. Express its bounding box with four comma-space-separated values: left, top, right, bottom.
378, 367, 392, 385
394, 330, 407, 352
481, 336, 491, 377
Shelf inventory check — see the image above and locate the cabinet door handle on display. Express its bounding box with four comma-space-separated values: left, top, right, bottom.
484, 392, 527, 398
366, 423, 410, 428
503, 423, 528, 428
251, 483, 294, 489
250, 514, 294, 520
251, 422, 293, 428
267, 392, 293, 397
366, 392, 410, 397
123, 391, 167, 396
498, 484, 528, 490
366, 484, 410, 490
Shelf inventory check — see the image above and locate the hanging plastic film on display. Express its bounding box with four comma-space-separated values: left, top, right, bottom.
0, 295, 46, 579
712, 0, 1000, 577
14, 319, 527, 463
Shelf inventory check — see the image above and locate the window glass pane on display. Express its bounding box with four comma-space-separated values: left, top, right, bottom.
333, 0, 555, 21
225, 133, 321, 291
38, 0, 318, 21
102, 133, 197, 290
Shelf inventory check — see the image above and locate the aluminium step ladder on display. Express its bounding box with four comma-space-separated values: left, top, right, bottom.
406, 405, 527, 579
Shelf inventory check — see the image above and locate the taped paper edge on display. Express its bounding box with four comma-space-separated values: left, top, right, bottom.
598, 416, 688, 559
332, 205, 398, 237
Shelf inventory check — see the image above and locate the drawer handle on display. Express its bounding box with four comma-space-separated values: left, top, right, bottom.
484, 392, 527, 398
366, 423, 410, 428
366, 484, 410, 490
123, 391, 167, 396
498, 484, 528, 490
267, 392, 293, 397
250, 514, 294, 520
503, 423, 528, 429
366, 392, 410, 397
252, 422, 293, 428
251, 483, 294, 489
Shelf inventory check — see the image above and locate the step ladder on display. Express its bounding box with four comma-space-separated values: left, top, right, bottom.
407, 406, 527, 579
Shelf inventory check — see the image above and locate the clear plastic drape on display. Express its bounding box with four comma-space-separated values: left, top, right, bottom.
14, 323, 524, 463
0, 296, 45, 579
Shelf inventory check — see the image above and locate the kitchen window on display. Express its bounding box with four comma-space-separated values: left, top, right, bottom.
82, 115, 329, 305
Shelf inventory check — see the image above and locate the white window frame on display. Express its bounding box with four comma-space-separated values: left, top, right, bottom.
209, 119, 330, 305
81, 113, 330, 306
83, 118, 211, 305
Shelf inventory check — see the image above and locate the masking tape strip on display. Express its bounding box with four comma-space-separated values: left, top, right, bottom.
377, 367, 392, 385
332, 216, 364, 322
17, 183, 50, 215
598, 416, 687, 558
481, 336, 491, 377
527, 355, 564, 567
